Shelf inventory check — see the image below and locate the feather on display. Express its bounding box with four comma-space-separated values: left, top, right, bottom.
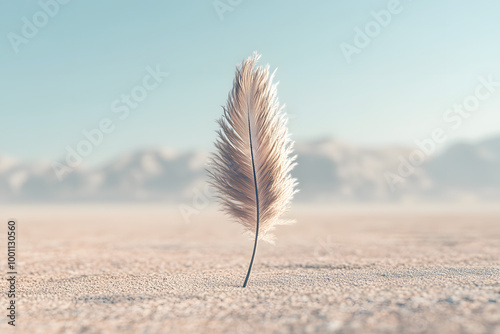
208, 53, 298, 287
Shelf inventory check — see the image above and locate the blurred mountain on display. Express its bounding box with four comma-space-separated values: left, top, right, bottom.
424, 137, 500, 199
1, 136, 499, 203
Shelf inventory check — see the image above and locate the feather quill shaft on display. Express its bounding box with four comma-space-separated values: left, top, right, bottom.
208, 53, 297, 287
242, 111, 260, 287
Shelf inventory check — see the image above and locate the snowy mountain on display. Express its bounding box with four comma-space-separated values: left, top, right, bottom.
1, 137, 499, 203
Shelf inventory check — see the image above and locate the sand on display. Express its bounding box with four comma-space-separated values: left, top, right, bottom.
1, 204, 499, 333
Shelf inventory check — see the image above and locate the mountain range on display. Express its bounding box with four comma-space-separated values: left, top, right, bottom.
1, 136, 499, 203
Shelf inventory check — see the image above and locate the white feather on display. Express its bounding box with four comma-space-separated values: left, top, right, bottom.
208, 53, 298, 244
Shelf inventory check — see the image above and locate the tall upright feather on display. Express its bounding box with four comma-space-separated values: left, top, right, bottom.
208, 54, 298, 287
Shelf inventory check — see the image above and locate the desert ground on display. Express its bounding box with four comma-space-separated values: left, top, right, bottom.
1, 204, 499, 333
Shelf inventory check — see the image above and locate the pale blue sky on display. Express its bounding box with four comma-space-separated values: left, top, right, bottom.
1, 0, 499, 166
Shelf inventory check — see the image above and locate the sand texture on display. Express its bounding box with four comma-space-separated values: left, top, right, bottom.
1, 205, 499, 333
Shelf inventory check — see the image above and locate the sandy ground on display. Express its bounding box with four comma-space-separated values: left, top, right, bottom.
1, 204, 499, 334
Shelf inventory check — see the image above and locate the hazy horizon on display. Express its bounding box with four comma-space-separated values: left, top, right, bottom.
2, 132, 499, 168
2, 134, 499, 204
2, 1, 500, 167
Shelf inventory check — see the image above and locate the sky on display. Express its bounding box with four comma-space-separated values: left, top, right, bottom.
1, 0, 499, 166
